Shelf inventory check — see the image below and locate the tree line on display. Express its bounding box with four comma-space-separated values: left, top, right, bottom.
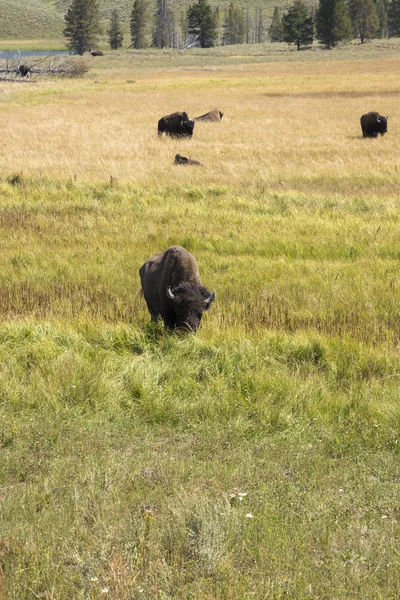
64, 0, 400, 54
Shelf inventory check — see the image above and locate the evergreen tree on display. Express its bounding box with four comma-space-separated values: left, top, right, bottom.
283, 0, 314, 49
376, 0, 388, 37
388, 0, 400, 36
223, 2, 246, 45
187, 0, 218, 47
349, 0, 379, 42
108, 9, 124, 50
153, 0, 170, 48
269, 6, 284, 42
131, 0, 149, 48
256, 7, 265, 43
316, 0, 352, 46
64, 0, 101, 55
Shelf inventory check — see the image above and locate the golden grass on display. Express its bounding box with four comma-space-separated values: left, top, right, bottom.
1, 49, 399, 197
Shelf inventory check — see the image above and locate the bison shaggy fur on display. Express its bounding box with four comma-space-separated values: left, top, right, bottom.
360, 111, 388, 138
158, 112, 195, 138
139, 245, 215, 332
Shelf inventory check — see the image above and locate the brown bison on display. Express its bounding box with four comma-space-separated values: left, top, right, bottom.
158, 112, 195, 138
91, 50, 104, 57
193, 109, 224, 122
17, 65, 31, 77
360, 112, 388, 138
139, 245, 216, 332
174, 154, 202, 166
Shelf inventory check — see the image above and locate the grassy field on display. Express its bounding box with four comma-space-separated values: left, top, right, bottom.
0, 43, 399, 599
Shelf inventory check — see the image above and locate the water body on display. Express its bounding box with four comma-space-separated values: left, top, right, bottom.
0, 50, 70, 59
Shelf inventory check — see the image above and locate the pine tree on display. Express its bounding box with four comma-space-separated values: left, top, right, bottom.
376, 0, 388, 37
388, 0, 400, 36
283, 0, 314, 49
108, 9, 124, 50
269, 6, 284, 42
187, 0, 218, 48
223, 2, 246, 45
153, 0, 170, 48
349, 0, 379, 42
256, 7, 265, 43
131, 0, 149, 48
316, 0, 352, 47
64, 0, 101, 55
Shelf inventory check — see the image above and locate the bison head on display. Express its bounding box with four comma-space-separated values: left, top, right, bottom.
166, 283, 215, 332
377, 115, 388, 135
180, 113, 195, 137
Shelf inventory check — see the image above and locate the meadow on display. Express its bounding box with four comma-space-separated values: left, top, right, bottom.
0, 42, 399, 599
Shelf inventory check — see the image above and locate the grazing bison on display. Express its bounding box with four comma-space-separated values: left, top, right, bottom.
139, 245, 216, 332
174, 154, 202, 166
360, 112, 388, 138
158, 112, 195, 138
18, 65, 31, 77
91, 50, 104, 57
194, 109, 224, 122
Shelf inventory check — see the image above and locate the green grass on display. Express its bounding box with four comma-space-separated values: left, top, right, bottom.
0, 47, 400, 598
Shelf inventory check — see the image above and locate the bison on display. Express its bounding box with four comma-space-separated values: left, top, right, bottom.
139, 245, 216, 332
360, 112, 388, 138
91, 50, 104, 57
174, 154, 202, 166
17, 65, 31, 77
158, 112, 195, 138
193, 109, 224, 122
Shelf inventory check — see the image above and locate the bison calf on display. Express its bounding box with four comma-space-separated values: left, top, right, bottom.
174, 154, 202, 166
360, 111, 388, 138
139, 245, 216, 332
158, 112, 195, 138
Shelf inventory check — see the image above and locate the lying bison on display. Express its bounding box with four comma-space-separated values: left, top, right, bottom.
174, 154, 202, 166
139, 245, 216, 332
158, 112, 195, 138
360, 111, 388, 138
91, 50, 104, 57
194, 109, 224, 122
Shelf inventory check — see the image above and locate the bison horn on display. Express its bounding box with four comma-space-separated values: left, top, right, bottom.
205, 291, 216, 307
166, 286, 176, 301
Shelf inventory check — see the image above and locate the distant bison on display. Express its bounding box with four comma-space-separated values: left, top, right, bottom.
18, 65, 31, 77
174, 154, 202, 166
139, 245, 216, 332
91, 50, 104, 57
360, 111, 388, 138
194, 109, 224, 122
158, 112, 195, 138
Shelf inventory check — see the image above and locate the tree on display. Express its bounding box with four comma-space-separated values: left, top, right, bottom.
223, 2, 246, 45
64, 0, 101, 55
269, 7, 284, 41
130, 0, 149, 48
256, 7, 265, 43
108, 9, 124, 50
283, 0, 314, 49
388, 0, 400, 36
376, 0, 388, 37
187, 0, 218, 47
153, 0, 170, 48
316, 0, 352, 47
349, 0, 379, 41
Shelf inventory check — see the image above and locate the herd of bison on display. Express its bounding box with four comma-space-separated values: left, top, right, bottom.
145, 107, 388, 333
12, 73, 389, 332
